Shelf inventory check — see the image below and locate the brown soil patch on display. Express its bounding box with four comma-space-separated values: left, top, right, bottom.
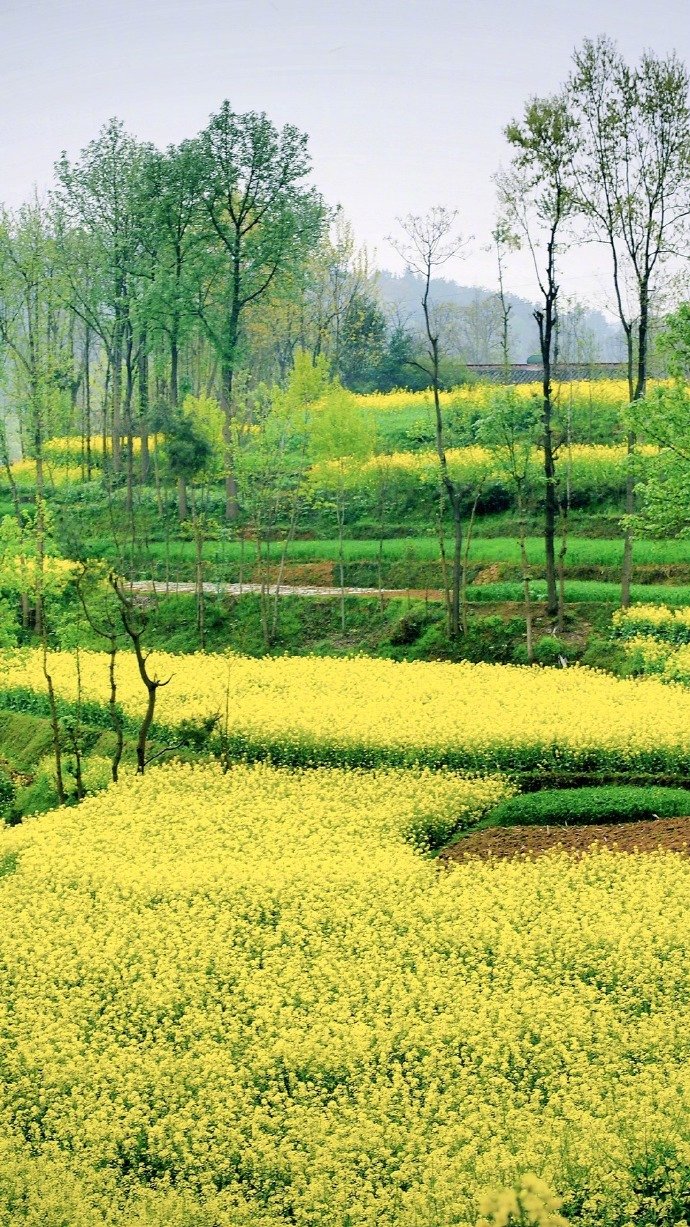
250, 562, 335, 586
473, 563, 504, 585
441, 816, 690, 862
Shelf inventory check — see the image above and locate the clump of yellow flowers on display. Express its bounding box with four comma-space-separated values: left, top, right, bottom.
2, 760, 690, 1224
614, 605, 690, 688
4, 647, 690, 773
478, 1174, 569, 1227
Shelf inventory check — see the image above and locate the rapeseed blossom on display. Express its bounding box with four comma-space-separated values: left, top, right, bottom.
3, 648, 690, 773
353, 379, 645, 416
1, 761, 690, 1224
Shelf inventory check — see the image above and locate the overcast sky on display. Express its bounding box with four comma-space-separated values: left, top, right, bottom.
3, 0, 690, 312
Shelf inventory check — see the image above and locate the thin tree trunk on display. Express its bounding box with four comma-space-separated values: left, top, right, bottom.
112, 327, 122, 475
460, 486, 482, 635
451, 502, 462, 642
84, 324, 92, 480
337, 492, 346, 635
41, 641, 66, 804
436, 488, 452, 633
621, 288, 648, 609
177, 475, 188, 521
139, 342, 150, 484
517, 488, 533, 663
108, 646, 123, 783
271, 499, 301, 642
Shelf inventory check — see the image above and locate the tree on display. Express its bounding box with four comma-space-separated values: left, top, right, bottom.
190, 102, 327, 519
373, 320, 427, 393
569, 36, 690, 604
162, 395, 218, 646
628, 304, 690, 537
139, 141, 205, 508
109, 573, 171, 775
309, 383, 374, 633
498, 94, 576, 619
54, 120, 154, 491
237, 352, 330, 648
0, 200, 72, 632
491, 220, 520, 372
75, 562, 125, 783
389, 208, 469, 639
478, 392, 540, 661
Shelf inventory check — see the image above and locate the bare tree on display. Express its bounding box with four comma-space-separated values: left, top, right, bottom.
498, 94, 576, 619
491, 220, 520, 373
389, 208, 469, 639
76, 564, 125, 783
109, 574, 171, 774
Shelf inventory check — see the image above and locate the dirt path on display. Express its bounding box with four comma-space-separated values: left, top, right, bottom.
441, 817, 690, 862
130, 580, 444, 600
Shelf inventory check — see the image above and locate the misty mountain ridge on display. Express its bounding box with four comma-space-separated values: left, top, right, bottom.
374, 269, 627, 366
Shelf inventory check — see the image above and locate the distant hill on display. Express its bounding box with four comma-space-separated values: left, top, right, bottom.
374, 269, 626, 366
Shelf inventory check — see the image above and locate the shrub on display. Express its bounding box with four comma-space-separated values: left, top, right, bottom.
533, 636, 567, 666
486, 785, 690, 829
0, 768, 16, 816
387, 610, 428, 647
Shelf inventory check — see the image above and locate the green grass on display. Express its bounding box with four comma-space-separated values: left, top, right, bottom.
481, 785, 690, 829
76, 535, 690, 570
465, 580, 690, 605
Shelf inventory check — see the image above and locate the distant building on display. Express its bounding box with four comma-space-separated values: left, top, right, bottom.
465, 362, 629, 384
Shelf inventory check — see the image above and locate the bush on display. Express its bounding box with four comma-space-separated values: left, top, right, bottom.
486, 785, 690, 829
533, 635, 568, 666
0, 768, 16, 814
387, 610, 428, 647
580, 636, 630, 675
462, 616, 525, 664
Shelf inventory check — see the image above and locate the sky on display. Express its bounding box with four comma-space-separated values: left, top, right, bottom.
3, 0, 690, 314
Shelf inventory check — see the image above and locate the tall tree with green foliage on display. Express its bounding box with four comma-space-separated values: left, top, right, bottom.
189, 102, 326, 519
569, 36, 690, 605
54, 119, 153, 486
0, 201, 73, 633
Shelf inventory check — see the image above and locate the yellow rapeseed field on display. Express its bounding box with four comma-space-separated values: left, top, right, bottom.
310, 443, 655, 494
2, 761, 690, 1224
353, 379, 645, 415
4, 648, 690, 773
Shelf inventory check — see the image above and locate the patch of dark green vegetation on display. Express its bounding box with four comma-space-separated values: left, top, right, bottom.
484, 786, 690, 829
0, 852, 18, 880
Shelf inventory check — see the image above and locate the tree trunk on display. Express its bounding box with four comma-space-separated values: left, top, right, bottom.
177, 475, 188, 521
517, 491, 534, 664
337, 492, 346, 635
451, 498, 462, 642
535, 300, 559, 618
621, 286, 648, 609
108, 645, 123, 783
221, 357, 239, 521
112, 327, 122, 475
84, 324, 92, 480
124, 330, 135, 517
139, 342, 150, 484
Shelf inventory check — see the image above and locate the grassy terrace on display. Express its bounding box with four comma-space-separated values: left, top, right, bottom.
69, 534, 690, 569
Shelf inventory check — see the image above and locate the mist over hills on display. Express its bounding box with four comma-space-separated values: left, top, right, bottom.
375, 269, 627, 366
